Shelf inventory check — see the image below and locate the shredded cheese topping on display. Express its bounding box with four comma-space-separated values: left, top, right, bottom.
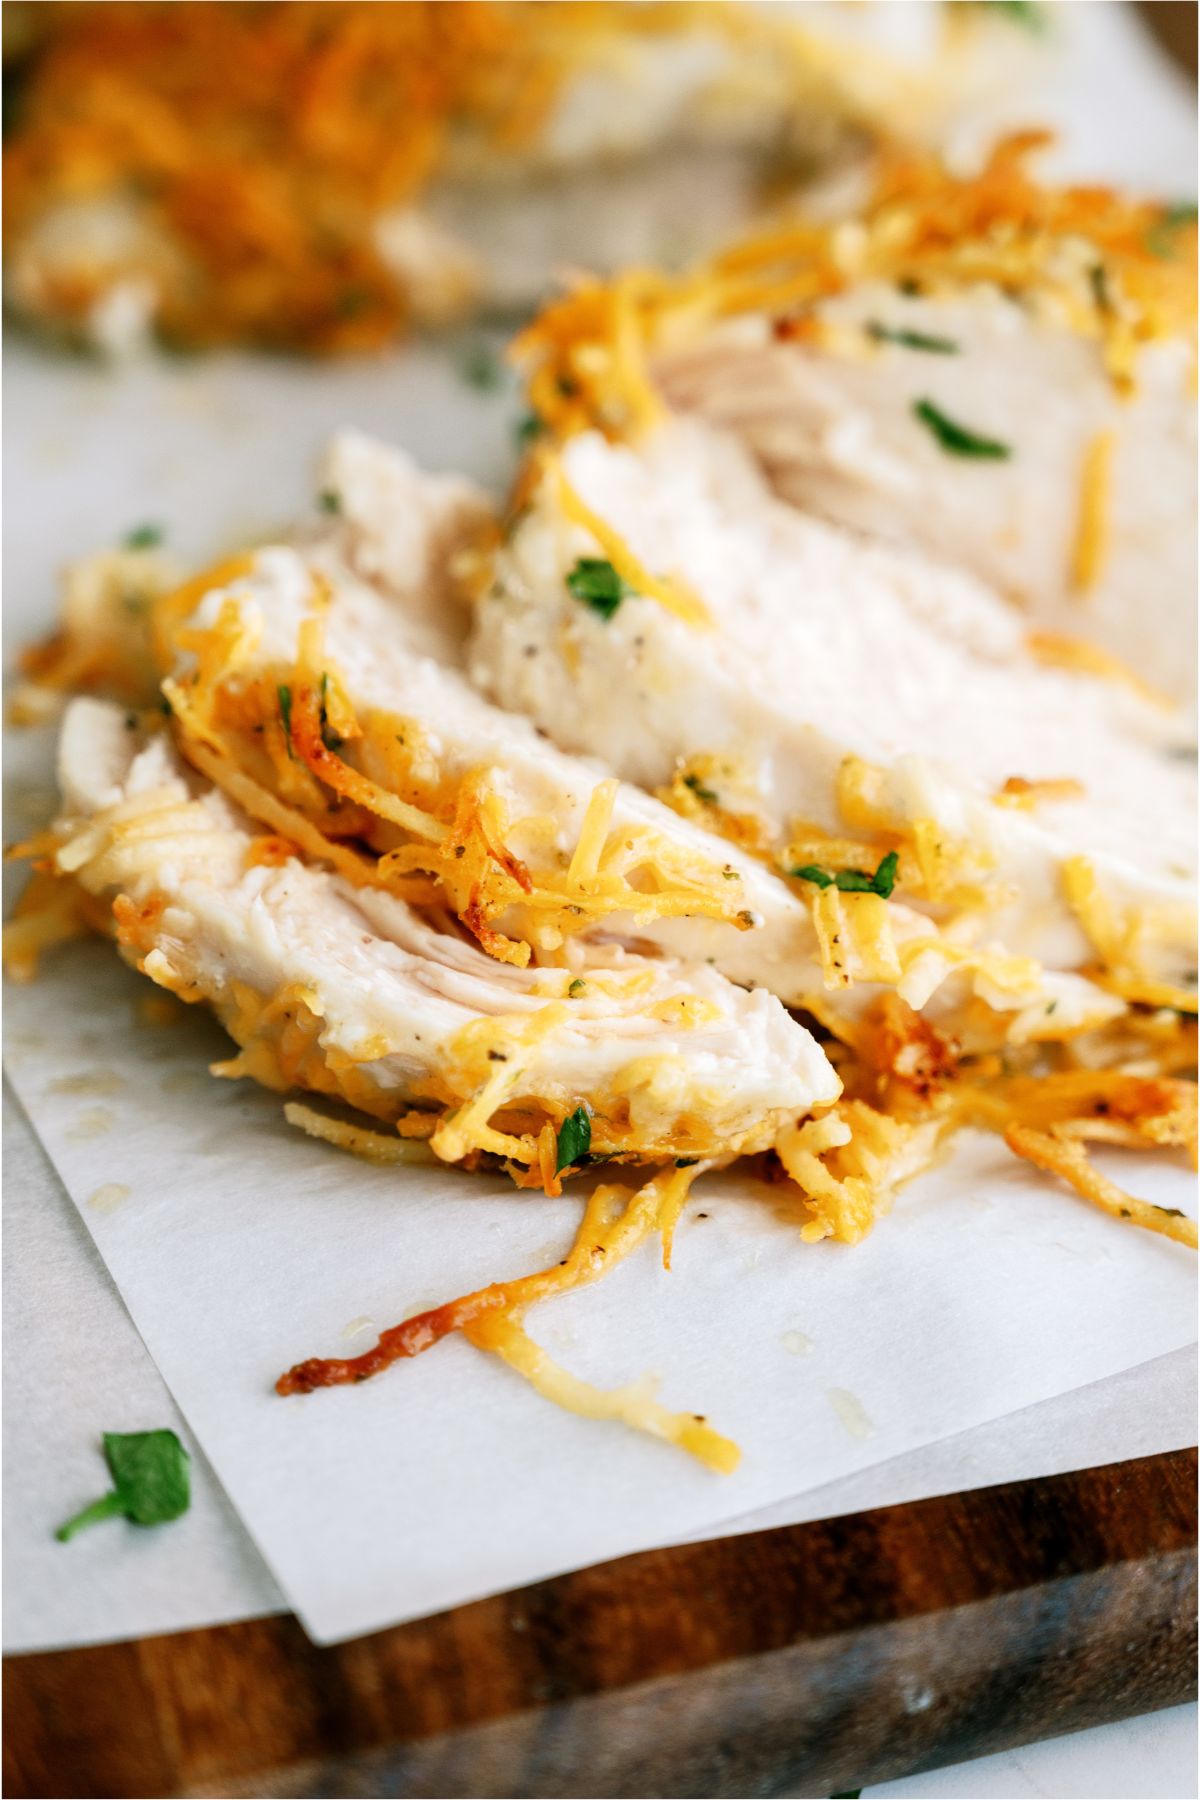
4, 0, 910, 354
1071, 429, 1115, 596
155, 567, 745, 965
515, 134, 1196, 441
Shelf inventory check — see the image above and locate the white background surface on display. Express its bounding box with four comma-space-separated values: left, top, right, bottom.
3, 2, 1197, 1793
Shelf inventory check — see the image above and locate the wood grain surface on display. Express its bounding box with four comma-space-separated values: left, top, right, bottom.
5, 1448, 1195, 1799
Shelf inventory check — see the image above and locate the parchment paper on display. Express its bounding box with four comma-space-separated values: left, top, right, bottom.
5, 1070, 1194, 1655
5, 943, 1194, 1644
4, 0, 1195, 1651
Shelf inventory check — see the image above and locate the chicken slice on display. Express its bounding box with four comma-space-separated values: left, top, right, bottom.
654, 284, 1196, 706
49, 698, 839, 1169
14, 432, 494, 715
311, 432, 495, 667
157, 514, 1113, 1043
471, 417, 1195, 1004
4, 2, 1039, 352
513, 139, 1196, 704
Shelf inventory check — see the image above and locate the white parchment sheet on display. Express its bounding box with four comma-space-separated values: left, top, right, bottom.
5, 1067, 1194, 1655
6, 945, 1194, 1644
3, 0, 1196, 1651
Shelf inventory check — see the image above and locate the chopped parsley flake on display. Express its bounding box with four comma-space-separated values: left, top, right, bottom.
567, 977, 587, 998
56, 1429, 190, 1542
866, 321, 959, 355
461, 342, 504, 391
914, 399, 1011, 460
555, 1105, 592, 1172
791, 850, 899, 899
1089, 264, 1112, 314
566, 557, 632, 620
123, 523, 164, 551
683, 772, 719, 805
515, 412, 544, 447
277, 683, 295, 757
979, 0, 1046, 30
335, 286, 371, 320
1146, 201, 1198, 258
318, 489, 341, 514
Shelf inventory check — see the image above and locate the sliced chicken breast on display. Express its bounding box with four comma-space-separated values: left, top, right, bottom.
471, 417, 1195, 998
157, 500, 1114, 1042
513, 140, 1196, 704
654, 285, 1196, 706
51, 698, 839, 1167
156, 529, 829, 1001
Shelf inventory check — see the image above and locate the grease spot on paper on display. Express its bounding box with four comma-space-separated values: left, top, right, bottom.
50, 1071, 125, 1098
67, 1108, 114, 1141
88, 1183, 130, 1215
160, 1069, 205, 1095
781, 1328, 814, 1357
828, 1387, 873, 1440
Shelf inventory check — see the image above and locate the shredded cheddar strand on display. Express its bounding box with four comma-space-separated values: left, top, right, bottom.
1071, 430, 1115, 596
277, 1164, 739, 1470
1027, 630, 1176, 711
282, 1101, 437, 1165
1005, 1126, 1198, 1248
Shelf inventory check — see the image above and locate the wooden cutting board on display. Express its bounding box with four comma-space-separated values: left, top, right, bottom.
4, 1447, 1195, 1798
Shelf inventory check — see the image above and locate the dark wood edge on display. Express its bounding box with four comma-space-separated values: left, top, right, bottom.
5, 1448, 1196, 1798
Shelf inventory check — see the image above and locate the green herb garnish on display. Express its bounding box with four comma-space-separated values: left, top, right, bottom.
867, 849, 899, 898
318, 489, 341, 514
555, 1105, 592, 1172
566, 557, 632, 620
461, 342, 504, 391
914, 399, 1011, 460
515, 411, 545, 447
56, 1430, 190, 1542
682, 773, 719, 805
567, 977, 587, 998
979, 0, 1045, 31
866, 322, 959, 355
335, 286, 371, 320
1089, 264, 1111, 314
1146, 201, 1198, 259
123, 523, 164, 551
277, 683, 295, 758
791, 850, 899, 899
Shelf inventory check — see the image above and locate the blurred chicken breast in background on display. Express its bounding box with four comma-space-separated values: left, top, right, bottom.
2, 0, 1047, 354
